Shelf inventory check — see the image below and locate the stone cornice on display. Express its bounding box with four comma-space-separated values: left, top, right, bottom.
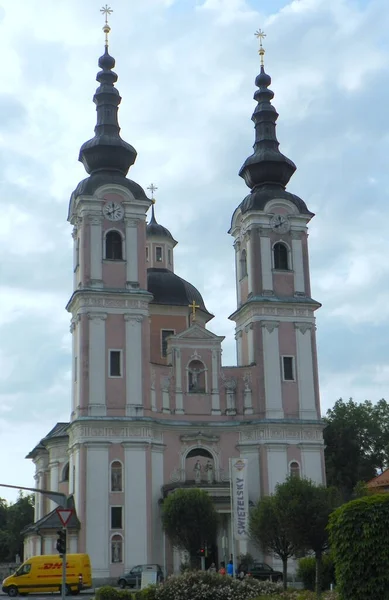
66, 288, 153, 315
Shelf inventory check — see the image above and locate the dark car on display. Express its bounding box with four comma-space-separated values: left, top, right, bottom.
241, 561, 283, 582
118, 565, 164, 588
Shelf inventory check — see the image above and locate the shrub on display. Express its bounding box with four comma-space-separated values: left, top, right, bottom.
154, 570, 282, 600
96, 587, 122, 600
95, 587, 156, 600
297, 555, 335, 591
329, 493, 389, 600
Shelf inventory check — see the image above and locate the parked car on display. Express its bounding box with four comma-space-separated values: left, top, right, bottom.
241, 561, 283, 582
118, 565, 164, 588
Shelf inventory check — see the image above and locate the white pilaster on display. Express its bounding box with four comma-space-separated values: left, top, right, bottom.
243, 373, 253, 415
161, 376, 171, 413
72, 226, 78, 290
151, 447, 164, 563
234, 240, 241, 306
262, 321, 283, 419
235, 330, 243, 366
174, 349, 184, 414
300, 444, 323, 484
49, 462, 59, 512
295, 323, 317, 419
260, 231, 273, 292
85, 443, 110, 578
89, 215, 103, 287
246, 323, 254, 364
124, 444, 148, 568
211, 350, 221, 415
125, 315, 144, 416
72, 445, 81, 516
266, 444, 288, 494
125, 218, 138, 287
292, 233, 305, 294
88, 313, 107, 416
245, 231, 253, 294
70, 318, 77, 417
150, 370, 157, 412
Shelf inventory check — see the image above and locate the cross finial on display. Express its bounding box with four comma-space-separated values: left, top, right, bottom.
100, 5, 113, 47
188, 300, 200, 322
255, 28, 266, 67
147, 183, 158, 204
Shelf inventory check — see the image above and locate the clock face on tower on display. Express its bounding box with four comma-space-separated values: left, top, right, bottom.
270, 214, 290, 234
103, 201, 124, 222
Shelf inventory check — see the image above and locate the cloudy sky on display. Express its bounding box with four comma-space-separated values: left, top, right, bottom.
0, 0, 388, 502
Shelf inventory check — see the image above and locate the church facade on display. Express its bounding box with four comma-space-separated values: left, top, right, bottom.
25, 33, 325, 583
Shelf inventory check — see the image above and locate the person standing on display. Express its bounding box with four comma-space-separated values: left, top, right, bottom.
208, 562, 217, 573
219, 562, 226, 575
227, 560, 234, 577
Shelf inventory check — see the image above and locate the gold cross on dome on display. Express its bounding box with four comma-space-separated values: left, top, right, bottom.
100, 5, 113, 46
147, 183, 158, 203
255, 28, 266, 66
189, 300, 200, 322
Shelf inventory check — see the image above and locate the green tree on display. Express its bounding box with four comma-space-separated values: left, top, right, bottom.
249, 494, 295, 590
6, 493, 34, 561
329, 494, 389, 600
161, 488, 219, 566
276, 476, 340, 599
324, 398, 389, 500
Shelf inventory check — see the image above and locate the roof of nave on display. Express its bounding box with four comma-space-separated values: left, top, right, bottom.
148, 268, 213, 319
367, 468, 389, 488
26, 422, 69, 459
22, 496, 80, 535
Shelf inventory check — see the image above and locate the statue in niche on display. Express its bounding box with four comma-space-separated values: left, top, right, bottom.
112, 540, 122, 563
205, 460, 214, 484
194, 459, 202, 483
188, 360, 206, 393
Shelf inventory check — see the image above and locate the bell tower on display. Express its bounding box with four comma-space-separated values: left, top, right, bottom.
229, 31, 321, 421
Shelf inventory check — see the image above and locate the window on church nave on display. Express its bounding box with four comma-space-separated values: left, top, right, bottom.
105, 230, 123, 260
109, 350, 122, 377
111, 506, 123, 529
111, 461, 123, 492
273, 242, 289, 270
161, 330, 175, 357
290, 461, 300, 478
282, 356, 295, 381
240, 249, 247, 279
111, 534, 123, 563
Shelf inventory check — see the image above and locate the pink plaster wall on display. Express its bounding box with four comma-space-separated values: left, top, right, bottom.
142, 316, 151, 411
240, 276, 249, 304
252, 324, 266, 415
273, 272, 294, 296
252, 230, 262, 295
286, 445, 302, 471
102, 261, 126, 289
80, 218, 89, 286
278, 322, 299, 418
149, 314, 187, 364
106, 314, 126, 416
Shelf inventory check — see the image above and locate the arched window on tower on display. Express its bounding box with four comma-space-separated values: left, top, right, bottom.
240, 249, 247, 278
105, 231, 123, 260
273, 242, 289, 270
111, 461, 123, 492
290, 461, 300, 478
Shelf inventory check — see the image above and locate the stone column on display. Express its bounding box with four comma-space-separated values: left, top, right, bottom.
259, 228, 273, 293
123, 443, 148, 567
49, 461, 59, 512
291, 232, 305, 294
295, 322, 317, 419
235, 330, 243, 366
174, 349, 184, 414
125, 315, 143, 416
150, 369, 157, 411
234, 240, 241, 307
261, 321, 283, 419
211, 349, 221, 415
245, 323, 254, 364
245, 230, 253, 295
88, 313, 107, 417
125, 218, 138, 288
89, 214, 103, 287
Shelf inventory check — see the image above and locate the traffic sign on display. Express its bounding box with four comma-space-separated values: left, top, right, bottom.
56, 508, 73, 527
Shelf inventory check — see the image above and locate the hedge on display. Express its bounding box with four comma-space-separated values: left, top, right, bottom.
297, 555, 335, 591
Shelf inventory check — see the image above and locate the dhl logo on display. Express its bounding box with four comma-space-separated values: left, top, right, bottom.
41, 563, 69, 570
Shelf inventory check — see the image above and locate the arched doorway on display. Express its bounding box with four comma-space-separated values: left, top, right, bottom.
185, 448, 215, 484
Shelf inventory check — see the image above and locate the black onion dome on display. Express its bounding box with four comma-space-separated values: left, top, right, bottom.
239, 184, 313, 216
146, 205, 176, 243
78, 47, 137, 176
147, 268, 211, 314
239, 65, 296, 191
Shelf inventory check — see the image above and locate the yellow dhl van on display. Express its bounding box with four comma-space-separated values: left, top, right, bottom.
2, 554, 92, 597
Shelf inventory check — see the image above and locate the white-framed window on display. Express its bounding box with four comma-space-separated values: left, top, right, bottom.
156, 246, 163, 262
111, 506, 123, 529
161, 329, 175, 358
282, 356, 295, 381
111, 534, 123, 564
273, 242, 290, 270
110, 460, 123, 492
104, 230, 124, 260
109, 349, 123, 378
289, 461, 300, 478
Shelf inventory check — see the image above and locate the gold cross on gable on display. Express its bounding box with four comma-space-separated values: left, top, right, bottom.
189, 300, 200, 322
255, 28, 266, 67
100, 5, 113, 46
147, 183, 158, 203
